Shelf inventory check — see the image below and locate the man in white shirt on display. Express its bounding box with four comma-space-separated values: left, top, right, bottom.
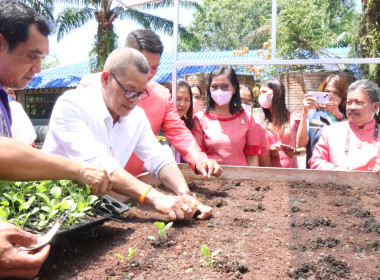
43, 47, 212, 221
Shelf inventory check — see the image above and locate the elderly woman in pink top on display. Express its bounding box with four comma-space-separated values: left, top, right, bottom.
191, 66, 260, 166
258, 78, 302, 168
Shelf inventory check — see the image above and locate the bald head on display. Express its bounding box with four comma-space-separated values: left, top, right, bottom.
103, 47, 149, 77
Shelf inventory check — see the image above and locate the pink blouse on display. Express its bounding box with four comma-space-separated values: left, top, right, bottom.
264, 111, 301, 168
192, 109, 260, 166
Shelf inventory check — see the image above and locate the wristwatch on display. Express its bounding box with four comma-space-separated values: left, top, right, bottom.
336, 113, 345, 121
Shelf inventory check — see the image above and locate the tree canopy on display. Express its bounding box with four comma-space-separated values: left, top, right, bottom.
180, 0, 358, 57
179, 0, 272, 51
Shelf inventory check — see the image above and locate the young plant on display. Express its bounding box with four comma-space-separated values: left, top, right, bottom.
148, 221, 173, 243
127, 248, 137, 261
114, 248, 137, 262
201, 244, 221, 266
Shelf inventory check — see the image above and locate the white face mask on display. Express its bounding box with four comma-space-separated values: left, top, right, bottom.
210, 89, 233, 106
242, 103, 253, 112
258, 94, 273, 109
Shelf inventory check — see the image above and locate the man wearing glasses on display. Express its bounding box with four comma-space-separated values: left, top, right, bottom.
43, 47, 213, 221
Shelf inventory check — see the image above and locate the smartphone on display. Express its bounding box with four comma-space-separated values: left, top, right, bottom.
309, 91, 330, 104
280, 144, 293, 151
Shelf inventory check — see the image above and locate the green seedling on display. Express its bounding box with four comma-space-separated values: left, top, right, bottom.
114, 248, 137, 262
148, 221, 173, 243
0, 180, 100, 231
201, 244, 221, 266
114, 253, 124, 260
127, 248, 137, 261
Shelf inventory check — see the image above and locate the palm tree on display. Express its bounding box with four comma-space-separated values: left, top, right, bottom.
53, 0, 198, 71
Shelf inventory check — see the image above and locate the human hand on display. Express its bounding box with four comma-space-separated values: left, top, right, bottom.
0, 221, 50, 279
195, 159, 223, 178
150, 192, 212, 221
280, 144, 296, 158
302, 93, 316, 114
372, 159, 380, 173
180, 193, 213, 220
78, 163, 112, 196
269, 145, 280, 157
324, 93, 341, 117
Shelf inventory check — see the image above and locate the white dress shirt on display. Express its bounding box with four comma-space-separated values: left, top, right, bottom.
43, 87, 175, 176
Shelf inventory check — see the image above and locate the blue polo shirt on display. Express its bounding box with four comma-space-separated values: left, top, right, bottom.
0, 85, 12, 137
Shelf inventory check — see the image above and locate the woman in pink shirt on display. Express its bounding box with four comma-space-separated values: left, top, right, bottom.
258, 78, 301, 168
192, 66, 260, 166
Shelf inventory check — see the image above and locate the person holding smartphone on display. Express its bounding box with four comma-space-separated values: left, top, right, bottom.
296, 75, 349, 168
258, 78, 302, 168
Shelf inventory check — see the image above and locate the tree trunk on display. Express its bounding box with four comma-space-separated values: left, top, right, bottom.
93, 11, 118, 71
357, 0, 380, 85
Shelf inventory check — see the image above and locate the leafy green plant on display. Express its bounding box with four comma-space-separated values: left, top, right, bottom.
201, 244, 221, 266
148, 221, 173, 243
0, 180, 99, 232
114, 248, 137, 262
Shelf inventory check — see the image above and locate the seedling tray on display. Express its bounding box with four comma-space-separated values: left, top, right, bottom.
53, 195, 130, 237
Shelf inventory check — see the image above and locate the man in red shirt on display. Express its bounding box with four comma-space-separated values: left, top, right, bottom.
123, 29, 222, 183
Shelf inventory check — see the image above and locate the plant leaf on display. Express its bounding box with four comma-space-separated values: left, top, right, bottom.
154, 221, 165, 230
201, 244, 210, 257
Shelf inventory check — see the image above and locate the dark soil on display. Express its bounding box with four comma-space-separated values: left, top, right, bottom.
34, 179, 380, 280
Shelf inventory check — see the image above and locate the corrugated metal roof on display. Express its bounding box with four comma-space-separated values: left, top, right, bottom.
26, 48, 351, 89
25, 61, 91, 89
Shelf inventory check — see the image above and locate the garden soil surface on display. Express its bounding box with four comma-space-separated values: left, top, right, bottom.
35, 179, 380, 280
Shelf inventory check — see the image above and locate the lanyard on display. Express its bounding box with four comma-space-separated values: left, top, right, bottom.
345, 123, 378, 156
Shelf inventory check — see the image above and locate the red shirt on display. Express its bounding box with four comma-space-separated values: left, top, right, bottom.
125, 81, 207, 175
192, 109, 260, 166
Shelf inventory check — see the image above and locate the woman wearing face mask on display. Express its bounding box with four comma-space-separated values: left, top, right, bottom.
296, 75, 349, 168
191, 66, 260, 166
240, 84, 271, 166
259, 78, 302, 168
190, 84, 203, 114
240, 84, 254, 112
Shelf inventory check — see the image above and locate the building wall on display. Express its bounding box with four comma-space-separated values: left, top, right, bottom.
280, 70, 354, 112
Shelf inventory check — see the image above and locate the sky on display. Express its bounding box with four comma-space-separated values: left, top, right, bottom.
49, 3, 197, 66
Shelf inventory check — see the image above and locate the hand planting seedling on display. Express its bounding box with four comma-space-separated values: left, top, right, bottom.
0, 180, 99, 232
201, 244, 221, 266
148, 221, 173, 243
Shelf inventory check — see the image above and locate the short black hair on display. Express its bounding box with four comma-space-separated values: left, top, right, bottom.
0, 0, 52, 52
125, 29, 164, 55
206, 66, 242, 115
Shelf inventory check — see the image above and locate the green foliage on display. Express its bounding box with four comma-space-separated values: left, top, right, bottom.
148, 221, 173, 243
355, 0, 380, 86
53, 0, 196, 69
180, 0, 271, 51
200, 244, 221, 266
0, 180, 99, 231
277, 0, 357, 60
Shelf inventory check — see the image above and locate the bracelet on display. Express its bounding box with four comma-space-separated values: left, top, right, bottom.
139, 185, 153, 204
178, 190, 196, 197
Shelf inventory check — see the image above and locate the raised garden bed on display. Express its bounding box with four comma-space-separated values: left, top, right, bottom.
35, 167, 380, 280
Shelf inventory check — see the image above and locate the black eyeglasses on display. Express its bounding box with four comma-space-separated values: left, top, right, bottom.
210, 83, 230, 91
109, 72, 149, 101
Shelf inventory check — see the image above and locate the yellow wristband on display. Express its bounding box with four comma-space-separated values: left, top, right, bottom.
139, 185, 153, 204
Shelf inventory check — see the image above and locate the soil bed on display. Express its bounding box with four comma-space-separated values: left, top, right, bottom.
36, 179, 380, 280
